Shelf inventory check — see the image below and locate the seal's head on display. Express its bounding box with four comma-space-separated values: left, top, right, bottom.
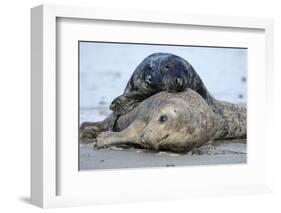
139, 91, 217, 152
160, 54, 190, 92
135, 53, 191, 92
139, 53, 190, 92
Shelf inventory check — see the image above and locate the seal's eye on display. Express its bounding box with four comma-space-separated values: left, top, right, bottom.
165, 64, 171, 69
163, 64, 171, 73
159, 115, 168, 123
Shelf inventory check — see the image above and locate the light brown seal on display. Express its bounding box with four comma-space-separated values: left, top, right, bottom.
80, 89, 246, 153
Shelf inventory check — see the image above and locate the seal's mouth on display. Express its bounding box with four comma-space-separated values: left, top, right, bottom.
157, 134, 170, 144
166, 85, 186, 93
140, 133, 170, 150
151, 134, 170, 150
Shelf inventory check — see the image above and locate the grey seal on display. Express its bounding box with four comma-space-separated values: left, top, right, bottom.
108, 53, 213, 130
80, 89, 246, 153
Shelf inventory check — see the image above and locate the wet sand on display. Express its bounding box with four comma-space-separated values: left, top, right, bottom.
79, 139, 246, 170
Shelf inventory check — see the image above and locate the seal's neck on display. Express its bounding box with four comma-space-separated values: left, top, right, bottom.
188, 66, 214, 105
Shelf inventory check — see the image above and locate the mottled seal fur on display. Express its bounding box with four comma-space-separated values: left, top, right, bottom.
80, 89, 246, 153
108, 53, 213, 130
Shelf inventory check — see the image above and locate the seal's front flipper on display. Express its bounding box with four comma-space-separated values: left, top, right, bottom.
108, 113, 119, 131
108, 100, 140, 131
95, 130, 139, 149
110, 95, 128, 111
96, 119, 145, 149
110, 91, 145, 111
114, 99, 140, 115
109, 92, 144, 131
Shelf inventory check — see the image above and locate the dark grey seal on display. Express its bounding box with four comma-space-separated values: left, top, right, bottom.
108, 53, 213, 130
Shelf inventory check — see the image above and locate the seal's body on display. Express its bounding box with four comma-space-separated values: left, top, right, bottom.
109, 53, 213, 130
80, 89, 246, 153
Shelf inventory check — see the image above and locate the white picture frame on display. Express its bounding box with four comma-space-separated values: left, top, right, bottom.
31, 4, 274, 208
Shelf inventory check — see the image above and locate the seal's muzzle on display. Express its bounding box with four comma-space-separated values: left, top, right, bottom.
166, 77, 187, 92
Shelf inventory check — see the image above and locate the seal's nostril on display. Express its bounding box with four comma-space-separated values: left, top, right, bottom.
175, 78, 182, 86
140, 133, 145, 143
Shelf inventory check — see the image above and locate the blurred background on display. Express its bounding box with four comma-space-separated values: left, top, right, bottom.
79, 42, 247, 123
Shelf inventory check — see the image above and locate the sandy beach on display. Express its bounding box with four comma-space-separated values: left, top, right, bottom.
79, 139, 246, 170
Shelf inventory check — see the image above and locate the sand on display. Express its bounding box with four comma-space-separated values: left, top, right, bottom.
79, 139, 246, 170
